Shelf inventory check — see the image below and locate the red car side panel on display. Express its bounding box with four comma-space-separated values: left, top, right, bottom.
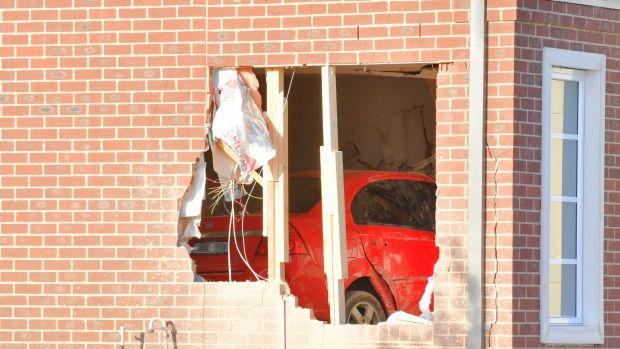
287, 216, 395, 322
346, 255, 398, 315
286, 254, 328, 320
191, 171, 438, 322
355, 225, 438, 315
192, 215, 264, 276
285, 216, 328, 319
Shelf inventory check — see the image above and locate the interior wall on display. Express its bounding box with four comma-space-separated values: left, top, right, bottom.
285, 73, 436, 173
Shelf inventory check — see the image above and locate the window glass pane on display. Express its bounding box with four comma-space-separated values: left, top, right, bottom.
391, 180, 436, 231
351, 179, 436, 231
355, 181, 409, 227
550, 202, 577, 259
550, 139, 578, 197
549, 264, 577, 318
551, 79, 579, 135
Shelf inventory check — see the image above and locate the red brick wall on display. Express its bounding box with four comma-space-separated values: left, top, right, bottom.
0, 0, 527, 347
432, 61, 470, 349
485, 4, 519, 348
207, 0, 471, 67
0, 0, 209, 347
208, 2, 520, 348
513, 1, 620, 348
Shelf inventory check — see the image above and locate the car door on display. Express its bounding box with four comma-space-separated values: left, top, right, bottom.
350, 179, 439, 315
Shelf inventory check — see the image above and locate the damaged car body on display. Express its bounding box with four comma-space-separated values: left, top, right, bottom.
189, 171, 439, 324
178, 66, 439, 325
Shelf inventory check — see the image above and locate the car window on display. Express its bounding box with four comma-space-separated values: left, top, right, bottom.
289, 177, 321, 213
351, 179, 436, 231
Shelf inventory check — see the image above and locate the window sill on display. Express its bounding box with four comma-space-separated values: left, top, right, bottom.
555, 0, 620, 10
541, 324, 604, 344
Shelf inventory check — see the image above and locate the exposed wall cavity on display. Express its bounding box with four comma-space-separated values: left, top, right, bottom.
284, 73, 436, 173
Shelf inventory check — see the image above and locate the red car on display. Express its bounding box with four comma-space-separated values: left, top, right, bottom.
190, 171, 438, 324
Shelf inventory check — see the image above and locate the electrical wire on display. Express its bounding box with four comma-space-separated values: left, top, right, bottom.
226, 68, 297, 282
221, 67, 298, 283
225, 177, 267, 281
231, 179, 267, 281
222, 163, 266, 281
238, 174, 266, 281
227, 179, 234, 282
283, 68, 295, 112
239, 189, 251, 266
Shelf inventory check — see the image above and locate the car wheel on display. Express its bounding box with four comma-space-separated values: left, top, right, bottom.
345, 290, 387, 325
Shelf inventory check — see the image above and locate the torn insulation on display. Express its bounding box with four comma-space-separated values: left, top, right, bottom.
177, 152, 208, 253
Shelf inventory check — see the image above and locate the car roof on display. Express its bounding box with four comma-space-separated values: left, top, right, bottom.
290, 170, 434, 183
289, 170, 435, 218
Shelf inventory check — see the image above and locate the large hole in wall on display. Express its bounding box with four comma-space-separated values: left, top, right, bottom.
286, 68, 436, 174
186, 66, 439, 325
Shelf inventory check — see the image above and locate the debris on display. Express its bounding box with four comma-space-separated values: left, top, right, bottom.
177, 240, 193, 254
193, 273, 207, 282
177, 153, 208, 253
181, 217, 201, 240
384, 311, 431, 326
210, 139, 243, 201
418, 262, 438, 320
344, 122, 385, 170
342, 142, 379, 170
413, 153, 435, 173
216, 140, 264, 187
181, 67, 275, 281
179, 152, 207, 218
191, 259, 206, 281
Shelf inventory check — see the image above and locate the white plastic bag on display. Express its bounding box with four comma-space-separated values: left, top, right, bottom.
211, 68, 275, 179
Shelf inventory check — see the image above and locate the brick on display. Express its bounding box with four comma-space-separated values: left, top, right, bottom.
3, 1, 618, 348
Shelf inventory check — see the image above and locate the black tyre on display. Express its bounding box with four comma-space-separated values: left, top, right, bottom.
345, 290, 387, 324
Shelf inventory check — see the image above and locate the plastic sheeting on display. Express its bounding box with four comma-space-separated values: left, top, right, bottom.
211, 68, 275, 182
177, 153, 208, 253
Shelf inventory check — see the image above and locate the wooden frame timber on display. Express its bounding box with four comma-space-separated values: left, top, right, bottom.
320, 66, 348, 324
261, 66, 347, 323
264, 68, 289, 291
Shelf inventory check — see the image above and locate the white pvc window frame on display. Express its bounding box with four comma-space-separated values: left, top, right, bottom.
555, 0, 620, 10
540, 47, 605, 344
548, 69, 584, 325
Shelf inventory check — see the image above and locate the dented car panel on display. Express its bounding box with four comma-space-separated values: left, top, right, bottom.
356, 225, 438, 314
190, 171, 438, 322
